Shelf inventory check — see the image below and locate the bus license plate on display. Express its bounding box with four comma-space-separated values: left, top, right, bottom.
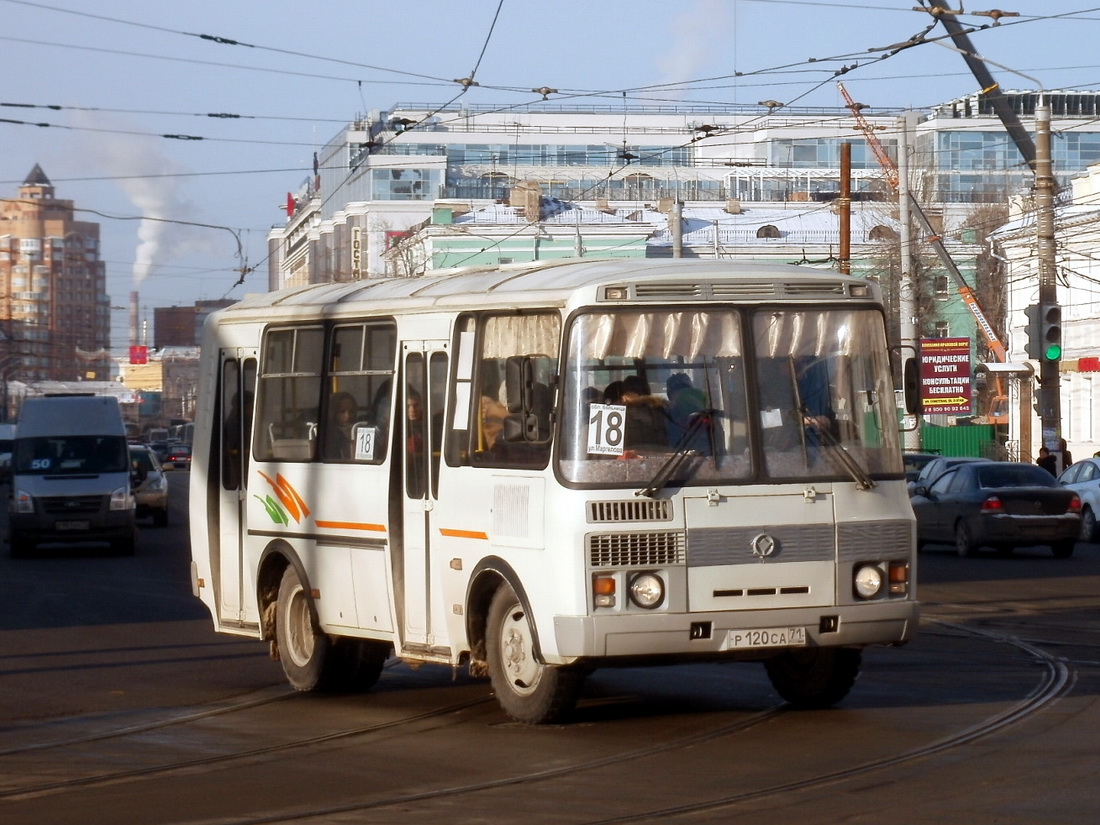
56, 520, 89, 531
728, 626, 807, 649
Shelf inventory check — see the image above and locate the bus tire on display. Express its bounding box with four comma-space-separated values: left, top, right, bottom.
276, 565, 331, 692
763, 647, 861, 709
486, 583, 583, 724
327, 638, 390, 692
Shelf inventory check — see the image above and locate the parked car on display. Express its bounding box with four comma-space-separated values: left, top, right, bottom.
129, 444, 169, 528
1058, 457, 1100, 541
902, 452, 940, 484
907, 455, 991, 495
911, 461, 1081, 557
164, 443, 192, 469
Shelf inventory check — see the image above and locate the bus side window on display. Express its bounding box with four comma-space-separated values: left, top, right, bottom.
255, 326, 323, 462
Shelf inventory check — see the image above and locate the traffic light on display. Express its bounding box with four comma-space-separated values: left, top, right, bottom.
1041, 304, 1062, 361
1024, 303, 1042, 359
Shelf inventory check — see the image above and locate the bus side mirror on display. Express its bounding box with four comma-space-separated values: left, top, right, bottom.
903, 357, 922, 415
504, 355, 534, 414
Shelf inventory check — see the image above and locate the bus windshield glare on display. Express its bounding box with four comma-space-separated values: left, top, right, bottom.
558, 306, 902, 486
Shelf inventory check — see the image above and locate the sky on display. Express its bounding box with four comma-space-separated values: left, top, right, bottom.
3, 0, 1100, 353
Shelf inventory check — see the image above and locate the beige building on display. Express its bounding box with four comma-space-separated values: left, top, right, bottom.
0, 165, 111, 383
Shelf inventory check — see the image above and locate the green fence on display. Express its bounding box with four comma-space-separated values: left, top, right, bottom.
920, 424, 1004, 459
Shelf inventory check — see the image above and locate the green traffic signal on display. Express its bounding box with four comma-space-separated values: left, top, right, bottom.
1041, 305, 1062, 362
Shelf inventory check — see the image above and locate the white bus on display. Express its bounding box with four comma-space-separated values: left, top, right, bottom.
190, 259, 919, 723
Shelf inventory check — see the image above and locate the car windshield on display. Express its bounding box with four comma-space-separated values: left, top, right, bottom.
14, 435, 129, 475
977, 464, 1058, 488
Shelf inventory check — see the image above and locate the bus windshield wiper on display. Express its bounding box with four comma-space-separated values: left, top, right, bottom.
809, 413, 876, 491
635, 410, 716, 499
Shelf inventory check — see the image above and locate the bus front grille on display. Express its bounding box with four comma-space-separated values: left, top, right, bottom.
588, 499, 672, 523
588, 531, 686, 568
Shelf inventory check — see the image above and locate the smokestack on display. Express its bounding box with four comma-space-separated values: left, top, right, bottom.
130, 291, 139, 348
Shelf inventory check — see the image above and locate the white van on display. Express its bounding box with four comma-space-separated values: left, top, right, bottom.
8, 395, 136, 556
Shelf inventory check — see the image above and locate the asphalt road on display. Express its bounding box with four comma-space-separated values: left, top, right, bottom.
1, 474, 1099, 824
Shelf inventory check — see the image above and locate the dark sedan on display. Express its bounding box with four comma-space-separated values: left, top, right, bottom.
902, 451, 940, 484
911, 461, 1081, 557
164, 443, 192, 469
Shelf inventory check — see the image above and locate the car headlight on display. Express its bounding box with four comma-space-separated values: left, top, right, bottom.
110, 485, 134, 511
853, 564, 885, 599
13, 489, 34, 514
628, 572, 665, 609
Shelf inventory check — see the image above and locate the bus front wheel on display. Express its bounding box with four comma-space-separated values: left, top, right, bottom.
486, 584, 583, 724
763, 647, 861, 709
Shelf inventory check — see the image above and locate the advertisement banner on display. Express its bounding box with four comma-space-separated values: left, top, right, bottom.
920, 337, 972, 415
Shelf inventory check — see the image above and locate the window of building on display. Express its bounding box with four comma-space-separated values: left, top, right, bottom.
756, 225, 781, 239
934, 321, 950, 338
370, 167, 439, 200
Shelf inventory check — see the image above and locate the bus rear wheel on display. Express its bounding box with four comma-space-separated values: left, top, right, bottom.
763, 647, 861, 709
276, 566, 332, 692
328, 638, 390, 691
276, 567, 390, 692
486, 584, 584, 724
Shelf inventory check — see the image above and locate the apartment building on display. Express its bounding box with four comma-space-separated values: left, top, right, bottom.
0, 165, 112, 383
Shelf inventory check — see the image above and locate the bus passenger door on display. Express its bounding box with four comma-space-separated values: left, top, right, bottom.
399, 344, 448, 649
216, 351, 257, 623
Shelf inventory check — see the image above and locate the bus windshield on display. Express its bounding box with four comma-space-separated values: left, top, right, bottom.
558, 306, 902, 487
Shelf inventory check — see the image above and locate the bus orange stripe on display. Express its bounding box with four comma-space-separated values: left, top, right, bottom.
315, 521, 386, 532
439, 528, 489, 540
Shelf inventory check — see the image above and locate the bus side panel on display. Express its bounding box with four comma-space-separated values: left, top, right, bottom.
190, 318, 264, 636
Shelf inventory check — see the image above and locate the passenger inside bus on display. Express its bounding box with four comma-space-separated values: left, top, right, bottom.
618, 375, 668, 450
405, 389, 426, 495
325, 391, 358, 459
370, 380, 392, 434
478, 368, 508, 450
665, 373, 710, 452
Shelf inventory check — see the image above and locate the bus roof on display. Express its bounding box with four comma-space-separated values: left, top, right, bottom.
220, 259, 876, 319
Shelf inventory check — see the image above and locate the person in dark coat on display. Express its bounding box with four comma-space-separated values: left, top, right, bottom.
1037, 446, 1058, 476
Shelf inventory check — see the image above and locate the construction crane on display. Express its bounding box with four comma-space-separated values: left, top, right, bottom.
838, 81, 1008, 423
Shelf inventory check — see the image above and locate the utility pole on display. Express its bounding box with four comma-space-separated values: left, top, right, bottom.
925, 0, 1037, 171
898, 112, 920, 450
838, 142, 851, 275
1034, 101, 1062, 462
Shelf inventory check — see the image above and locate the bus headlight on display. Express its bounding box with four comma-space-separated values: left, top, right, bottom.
853, 564, 884, 600
628, 573, 665, 609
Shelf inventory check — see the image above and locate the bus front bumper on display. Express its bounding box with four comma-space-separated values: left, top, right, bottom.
551, 600, 919, 661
